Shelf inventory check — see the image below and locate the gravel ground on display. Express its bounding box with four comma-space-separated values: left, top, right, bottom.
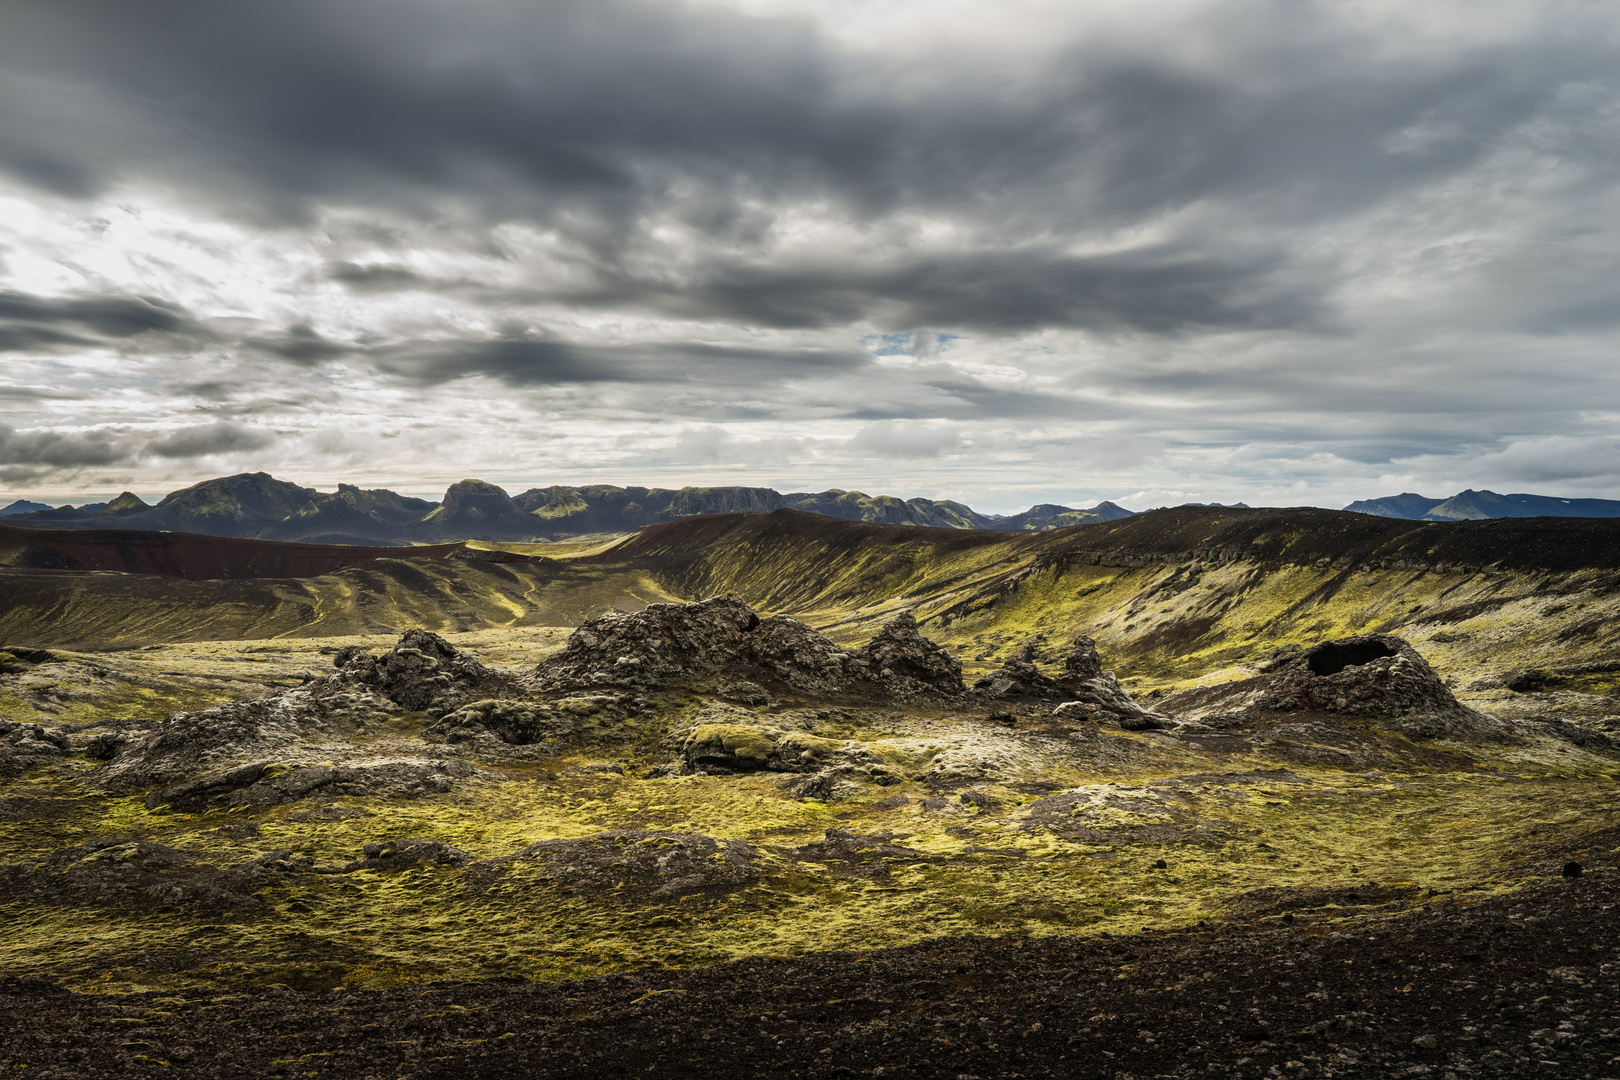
4, 843, 1618, 1080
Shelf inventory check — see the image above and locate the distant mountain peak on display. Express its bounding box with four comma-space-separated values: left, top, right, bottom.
0, 474, 1135, 543
1345, 489, 1620, 521
103, 491, 149, 515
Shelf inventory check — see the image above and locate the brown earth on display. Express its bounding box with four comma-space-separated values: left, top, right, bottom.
0, 521, 544, 581
2, 841, 1616, 1079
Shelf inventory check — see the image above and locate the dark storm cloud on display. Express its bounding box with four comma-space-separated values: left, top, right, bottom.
144, 421, 276, 459
0, 290, 197, 353
622, 245, 1331, 333
0, 423, 128, 468
3, 0, 1608, 338
326, 261, 435, 293
373, 336, 870, 387
245, 324, 352, 365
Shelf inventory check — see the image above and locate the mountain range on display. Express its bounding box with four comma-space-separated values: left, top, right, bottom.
1343, 489, 1620, 521
0, 473, 1137, 544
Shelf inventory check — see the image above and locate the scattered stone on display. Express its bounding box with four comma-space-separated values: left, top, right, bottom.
972, 659, 1063, 701
1411, 1034, 1438, 1049
145, 760, 476, 811
716, 680, 770, 705
492, 831, 758, 901
344, 839, 472, 873
0, 719, 68, 778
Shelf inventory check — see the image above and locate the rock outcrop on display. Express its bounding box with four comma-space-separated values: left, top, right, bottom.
336, 629, 519, 713
536, 597, 962, 696
853, 613, 964, 694
1162, 634, 1510, 741
973, 659, 1064, 700
103, 630, 526, 791
972, 634, 1173, 728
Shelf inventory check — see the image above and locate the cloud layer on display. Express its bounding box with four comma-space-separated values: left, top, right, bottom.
1, 0, 1617, 510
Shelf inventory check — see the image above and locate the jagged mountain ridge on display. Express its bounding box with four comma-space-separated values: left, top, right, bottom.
1344, 488, 1620, 520
0, 473, 1136, 542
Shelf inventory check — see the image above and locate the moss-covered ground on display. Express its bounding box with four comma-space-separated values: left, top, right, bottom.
2, 632, 1616, 994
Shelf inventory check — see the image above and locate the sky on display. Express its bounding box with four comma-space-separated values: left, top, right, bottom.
1, 0, 1618, 515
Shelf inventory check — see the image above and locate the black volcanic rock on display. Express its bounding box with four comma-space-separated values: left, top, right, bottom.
537, 597, 962, 696
339, 628, 520, 713
972, 658, 1064, 699
0, 719, 69, 778
537, 596, 764, 689
852, 612, 964, 694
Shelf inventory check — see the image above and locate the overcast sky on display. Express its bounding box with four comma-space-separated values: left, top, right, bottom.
1, 0, 1617, 513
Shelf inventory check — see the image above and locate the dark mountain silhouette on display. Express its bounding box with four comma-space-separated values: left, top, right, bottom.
0, 499, 52, 516
415, 479, 551, 542
0, 472, 1140, 543
261, 484, 437, 545
1345, 489, 1620, 521
986, 501, 1136, 530
102, 491, 151, 516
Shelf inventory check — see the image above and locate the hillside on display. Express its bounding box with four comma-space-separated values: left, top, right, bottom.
8, 506, 1620, 695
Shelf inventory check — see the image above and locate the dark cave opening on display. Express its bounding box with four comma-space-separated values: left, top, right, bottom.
1306, 639, 1397, 676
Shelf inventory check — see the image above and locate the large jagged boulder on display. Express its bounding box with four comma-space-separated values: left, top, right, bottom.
1163, 633, 1510, 741
536, 598, 964, 696
100, 692, 327, 792
1061, 636, 1105, 681
536, 597, 762, 688
336, 628, 518, 713
852, 613, 963, 694
745, 615, 860, 693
